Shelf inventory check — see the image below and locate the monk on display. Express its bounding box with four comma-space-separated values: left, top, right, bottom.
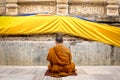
47, 36, 76, 77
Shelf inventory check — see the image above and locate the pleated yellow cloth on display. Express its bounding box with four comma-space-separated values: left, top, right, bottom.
0, 16, 120, 47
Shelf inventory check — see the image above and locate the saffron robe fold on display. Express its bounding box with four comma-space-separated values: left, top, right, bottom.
47, 44, 76, 77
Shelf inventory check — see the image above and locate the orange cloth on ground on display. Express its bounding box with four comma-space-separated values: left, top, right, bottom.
47, 44, 76, 77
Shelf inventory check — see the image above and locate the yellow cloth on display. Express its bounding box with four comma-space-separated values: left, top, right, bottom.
47, 44, 75, 77
0, 16, 120, 47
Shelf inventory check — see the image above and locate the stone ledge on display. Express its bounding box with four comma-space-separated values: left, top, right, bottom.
57, 4, 68, 9
57, 0, 68, 4
6, 4, 18, 7
69, 3, 107, 6
107, 5, 119, 9
18, 1, 57, 6
18, 0, 55, 2
69, 0, 107, 5
6, 0, 17, 3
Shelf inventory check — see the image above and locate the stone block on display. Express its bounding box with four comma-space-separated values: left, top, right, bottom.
6, 7, 18, 15
5, 0, 18, 15
71, 41, 112, 65
113, 47, 120, 65
106, 4, 119, 16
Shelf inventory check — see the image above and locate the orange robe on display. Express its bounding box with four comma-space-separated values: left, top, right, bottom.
47, 44, 76, 77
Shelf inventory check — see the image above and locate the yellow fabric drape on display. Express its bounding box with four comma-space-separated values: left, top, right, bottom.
0, 16, 120, 47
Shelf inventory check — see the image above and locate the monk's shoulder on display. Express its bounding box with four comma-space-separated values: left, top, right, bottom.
48, 47, 54, 52
63, 45, 71, 52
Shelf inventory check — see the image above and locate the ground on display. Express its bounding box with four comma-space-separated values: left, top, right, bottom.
0, 66, 120, 80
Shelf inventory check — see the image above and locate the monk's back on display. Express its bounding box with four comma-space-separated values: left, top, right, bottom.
47, 45, 71, 66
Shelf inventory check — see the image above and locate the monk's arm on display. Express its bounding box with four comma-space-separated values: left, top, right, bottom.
47, 48, 53, 66
47, 49, 51, 61
70, 53, 72, 62
68, 49, 72, 63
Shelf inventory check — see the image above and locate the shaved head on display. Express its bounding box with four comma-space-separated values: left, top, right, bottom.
55, 36, 63, 43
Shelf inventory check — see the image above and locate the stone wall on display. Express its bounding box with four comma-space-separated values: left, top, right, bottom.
0, 35, 120, 66
0, 0, 119, 16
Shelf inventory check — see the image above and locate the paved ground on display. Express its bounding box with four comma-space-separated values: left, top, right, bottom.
0, 66, 120, 80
